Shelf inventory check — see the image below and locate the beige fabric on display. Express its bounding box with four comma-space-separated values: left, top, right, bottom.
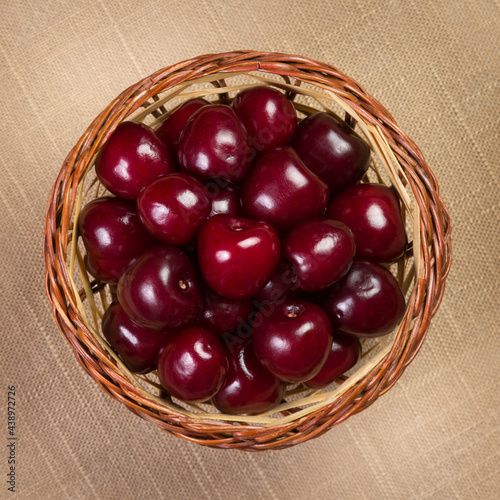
1, 0, 499, 498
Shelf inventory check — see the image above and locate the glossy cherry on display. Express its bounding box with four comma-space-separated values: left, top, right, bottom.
255, 259, 300, 305
155, 98, 210, 156
240, 146, 329, 233
290, 112, 371, 196
137, 173, 210, 246
326, 183, 407, 263
157, 326, 227, 402
102, 300, 171, 374
322, 260, 406, 337
212, 339, 285, 415
305, 331, 362, 389
117, 245, 202, 331
177, 105, 253, 182
84, 253, 137, 284
95, 121, 176, 199
204, 180, 242, 218
78, 196, 155, 260
197, 215, 280, 300
252, 300, 333, 383
282, 217, 356, 291
232, 86, 297, 152
198, 285, 254, 336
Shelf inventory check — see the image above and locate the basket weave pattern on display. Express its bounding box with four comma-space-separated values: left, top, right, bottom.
44, 51, 451, 451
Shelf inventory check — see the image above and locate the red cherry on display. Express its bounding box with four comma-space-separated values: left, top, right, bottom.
137, 173, 210, 246
197, 215, 280, 300
290, 112, 371, 196
78, 196, 155, 260
102, 300, 171, 374
177, 105, 253, 182
240, 146, 329, 233
117, 245, 201, 331
157, 326, 227, 402
305, 331, 361, 389
252, 300, 333, 383
204, 180, 242, 218
282, 217, 356, 291
84, 253, 137, 284
155, 98, 210, 155
322, 260, 406, 338
198, 285, 254, 336
212, 339, 285, 415
95, 121, 176, 199
255, 259, 300, 305
326, 183, 407, 263
232, 86, 297, 151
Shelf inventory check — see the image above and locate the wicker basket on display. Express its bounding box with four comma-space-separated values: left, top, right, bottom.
44, 51, 452, 451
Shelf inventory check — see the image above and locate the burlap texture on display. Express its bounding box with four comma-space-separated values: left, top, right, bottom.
1, 0, 499, 498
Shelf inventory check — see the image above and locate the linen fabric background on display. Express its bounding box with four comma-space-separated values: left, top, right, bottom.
1, 1, 499, 498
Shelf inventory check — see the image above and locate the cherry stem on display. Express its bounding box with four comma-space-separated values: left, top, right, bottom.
344, 112, 356, 130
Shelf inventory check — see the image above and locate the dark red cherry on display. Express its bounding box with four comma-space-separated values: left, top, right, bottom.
212, 339, 285, 415
117, 245, 201, 331
232, 86, 297, 152
290, 112, 371, 196
326, 183, 407, 263
155, 98, 210, 156
177, 105, 253, 182
240, 146, 329, 233
84, 253, 137, 284
157, 326, 227, 402
322, 260, 406, 338
282, 217, 356, 291
204, 180, 242, 218
198, 285, 253, 336
78, 196, 155, 260
95, 121, 176, 199
252, 300, 333, 383
255, 259, 300, 305
305, 331, 361, 389
101, 300, 171, 374
197, 215, 280, 300
137, 173, 210, 246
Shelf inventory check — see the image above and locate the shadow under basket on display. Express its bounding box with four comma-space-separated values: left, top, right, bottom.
44, 51, 452, 451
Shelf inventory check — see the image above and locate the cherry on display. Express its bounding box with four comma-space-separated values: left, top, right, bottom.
212, 338, 285, 415
95, 121, 176, 199
84, 253, 137, 284
155, 98, 210, 156
290, 112, 371, 196
78, 196, 155, 260
101, 300, 171, 374
204, 180, 242, 218
326, 183, 407, 263
197, 215, 280, 300
305, 331, 361, 389
157, 326, 227, 402
240, 146, 329, 233
232, 86, 297, 152
252, 300, 333, 383
117, 245, 201, 331
282, 217, 356, 291
255, 259, 300, 305
198, 285, 254, 336
322, 260, 406, 337
177, 105, 253, 182
137, 173, 210, 246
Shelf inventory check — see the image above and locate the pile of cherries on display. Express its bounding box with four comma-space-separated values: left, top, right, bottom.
79, 86, 407, 415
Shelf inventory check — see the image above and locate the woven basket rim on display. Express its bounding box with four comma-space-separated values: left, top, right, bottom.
44, 50, 452, 451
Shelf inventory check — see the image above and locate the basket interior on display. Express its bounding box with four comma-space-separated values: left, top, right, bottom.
67, 70, 420, 426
